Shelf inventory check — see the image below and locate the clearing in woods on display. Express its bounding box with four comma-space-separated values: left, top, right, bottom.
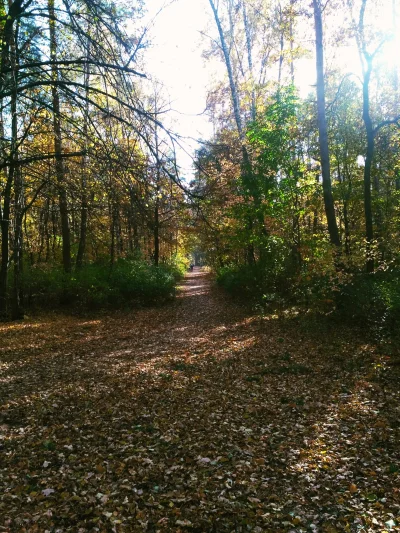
1, 268, 399, 532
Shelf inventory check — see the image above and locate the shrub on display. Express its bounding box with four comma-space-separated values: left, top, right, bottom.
20, 258, 181, 311
161, 252, 189, 281
216, 237, 297, 303
334, 269, 400, 336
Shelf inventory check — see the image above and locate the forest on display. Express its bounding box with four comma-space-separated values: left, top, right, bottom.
1, 0, 400, 531
194, 0, 400, 337
0, 0, 398, 331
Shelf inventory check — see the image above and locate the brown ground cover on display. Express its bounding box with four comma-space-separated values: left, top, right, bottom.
1, 268, 399, 532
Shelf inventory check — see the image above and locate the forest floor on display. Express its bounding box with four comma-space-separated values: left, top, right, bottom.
1, 268, 400, 533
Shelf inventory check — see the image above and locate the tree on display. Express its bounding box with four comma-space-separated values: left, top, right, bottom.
349, 0, 400, 271
48, 0, 71, 273
0, 0, 179, 318
312, 0, 341, 248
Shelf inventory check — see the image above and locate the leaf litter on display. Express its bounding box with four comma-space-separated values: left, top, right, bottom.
0, 269, 399, 532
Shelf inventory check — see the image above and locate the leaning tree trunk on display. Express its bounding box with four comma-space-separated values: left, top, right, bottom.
312, 0, 341, 248
208, 0, 244, 139
209, 0, 264, 264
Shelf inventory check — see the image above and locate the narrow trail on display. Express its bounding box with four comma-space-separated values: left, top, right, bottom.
1, 270, 399, 532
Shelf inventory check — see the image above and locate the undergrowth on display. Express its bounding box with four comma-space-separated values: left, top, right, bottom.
17, 258, 185, 311
216, 261, 400, 338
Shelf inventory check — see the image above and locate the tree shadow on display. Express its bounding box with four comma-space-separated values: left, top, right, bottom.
1, 270, 399, 532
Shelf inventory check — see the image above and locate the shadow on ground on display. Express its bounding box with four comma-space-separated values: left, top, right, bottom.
1, 268, 399, 532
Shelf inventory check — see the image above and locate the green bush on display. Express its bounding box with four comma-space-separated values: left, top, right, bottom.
216, 237, 297, 303
334, 270, 400, 335
161, 252, 189, 281
21, 258, 181, 311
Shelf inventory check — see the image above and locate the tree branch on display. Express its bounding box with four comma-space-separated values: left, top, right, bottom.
0, 150, 85, 171
374, 115, 400, 136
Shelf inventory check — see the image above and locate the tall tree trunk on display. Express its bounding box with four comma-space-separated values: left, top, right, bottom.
313, 172, 319, 234
76, 25, 90, 269
337, 161, 351, 256
362, 57, 375, 272
392, 0, 399, 191
116, 210, 123, 256
154, 196, 160, 267
0, 2, 13, 318
12, 169, 24, 319
109, 197, 116, 266
242, 2, 256, 121
208, 0, 244, 139
11, 19, 23, 319
0, 169, 12, 319
0, 9, 23, 320
209, 0, 264, 264
393, 0, 399, 103
76, 181, 88, 268
278, 4, 284, 87
355, 0, 375, 272
129, 188, 140, 252
153, 97, 161, 267
48, 0, 71, 273
289, 0, 295, 84
76, 156, 89, 268
0, 94, 10, 318
312, 0, 341, 248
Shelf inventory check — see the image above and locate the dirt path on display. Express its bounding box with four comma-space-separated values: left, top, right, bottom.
1, 269, 399, 532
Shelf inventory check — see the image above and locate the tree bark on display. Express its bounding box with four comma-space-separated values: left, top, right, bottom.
289, 0, 295, 84
48, 0, 71, 273
362, 56, 375, 272
129, 188, 140, 252
0, 8, 23, 319
0, 169, 12, 319
278, 4, 284, 87
11, 20, 24, 319
242, 2, 256, 121
153, 97, 161, 267
154, 196, 160, 267
208, 0, 244, 139
76, 24, 91, 269
393, 0, 399, 103
209, 0, 264, 265
12, 169, 24, 319
312, 0, 341, 248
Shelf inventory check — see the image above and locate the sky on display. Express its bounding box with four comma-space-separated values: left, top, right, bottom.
143, 0, 215, 178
